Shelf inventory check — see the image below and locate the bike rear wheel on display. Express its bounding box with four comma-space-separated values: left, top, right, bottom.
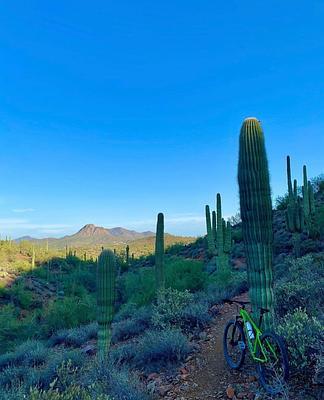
223, 320, 246, 369
257, 331, 289, 395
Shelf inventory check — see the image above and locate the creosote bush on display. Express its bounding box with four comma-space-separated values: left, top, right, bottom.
152, 287, 193, 329
277, 308, 324, 374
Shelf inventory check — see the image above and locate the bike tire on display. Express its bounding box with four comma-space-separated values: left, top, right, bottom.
257, 331, 289, 395
223, 320, 246, 369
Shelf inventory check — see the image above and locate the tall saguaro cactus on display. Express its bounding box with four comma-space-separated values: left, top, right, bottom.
216, 193, 224, 256
238, 117, 274, 330
205, 205, 215, 255
97, 249, 116, 360
155, 213, 165, 291
212, 211, 217, 245
286, 156, 304, 256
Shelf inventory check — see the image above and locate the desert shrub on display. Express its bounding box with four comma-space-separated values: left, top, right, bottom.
37, 350, 86, 389
0, 365, 26, 388
0, 305, 23, 353
48, 323, 97, 347
166, 243, 186, 255
110, 329, 191, 372
0, 385, 26, 400
8, 280, 34, 309
277, 308, 324, 373
275, 194, 289, 210
120, 268, 155, 306
112, 307, 152, 343
311, 174, 324, 193
152, 287, 193, 329
300, 238, 321, 255
42, 295, 96, 336
114, 302, 139, 322
0, 340, 48, 371
133, 329, 191, 372
165, 257, 206, 292
231, 242, 245, 258
0, 305, 40, 353
181, 299, 211, 330
120, 257, 206, 306
274, 255, 324, 318
30, 386, 111, 400
318, 204, 324, 239
85, 360, 149, 400
313, 345, 324, 385
204, 270, 247, 306
64, 269, 96, 294
231, 228, 243, 243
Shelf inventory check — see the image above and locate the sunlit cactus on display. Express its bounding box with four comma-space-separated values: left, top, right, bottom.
155, 213, 165, 291
97, 249, 116, 360
205, 205, 215, 255
31, 246, 35, 271
238, 117, 274, 330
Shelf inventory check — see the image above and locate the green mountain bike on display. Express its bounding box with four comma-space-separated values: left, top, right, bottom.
223, 300, 289, 395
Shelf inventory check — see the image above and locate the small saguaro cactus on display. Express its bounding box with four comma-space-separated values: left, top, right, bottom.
126, 244, 130, 265
238, 117, 274, 330
31, 246, 35, 271
97, 249, 116, 360
205, 205, 215, 255
155, 213, 165, 291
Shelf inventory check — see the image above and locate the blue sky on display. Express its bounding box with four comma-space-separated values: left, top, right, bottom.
0, 1, 323, 238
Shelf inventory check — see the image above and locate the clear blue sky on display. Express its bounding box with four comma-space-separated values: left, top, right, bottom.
0, 1, 323, 238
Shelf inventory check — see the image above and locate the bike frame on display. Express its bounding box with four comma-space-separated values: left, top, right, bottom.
237, 308, 277, 363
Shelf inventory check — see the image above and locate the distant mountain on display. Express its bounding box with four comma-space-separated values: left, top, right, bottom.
15, 224, 155, 248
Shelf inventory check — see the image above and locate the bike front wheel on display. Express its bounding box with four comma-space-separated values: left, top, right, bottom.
257, 331, 289, 395
223, 320, 246, 369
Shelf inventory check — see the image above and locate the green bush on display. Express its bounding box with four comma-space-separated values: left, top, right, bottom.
274, 255, 324, 318
0, 305, 39, 353
120, 268, 155, 306
277, 308, 324, 373
8, 280, 34, 309
120, 257, 206, 306
42, 295, 96, 336
152, 287, 193, 329
165, 257, 206, 292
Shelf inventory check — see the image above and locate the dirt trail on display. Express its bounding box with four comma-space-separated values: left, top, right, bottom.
160, 292, 258, 400
182, 292, 256, 400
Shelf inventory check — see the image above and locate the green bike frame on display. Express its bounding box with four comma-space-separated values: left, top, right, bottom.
239, 308, 277, 363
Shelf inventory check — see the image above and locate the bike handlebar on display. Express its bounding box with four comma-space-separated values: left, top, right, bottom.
223, 299, 270, 313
